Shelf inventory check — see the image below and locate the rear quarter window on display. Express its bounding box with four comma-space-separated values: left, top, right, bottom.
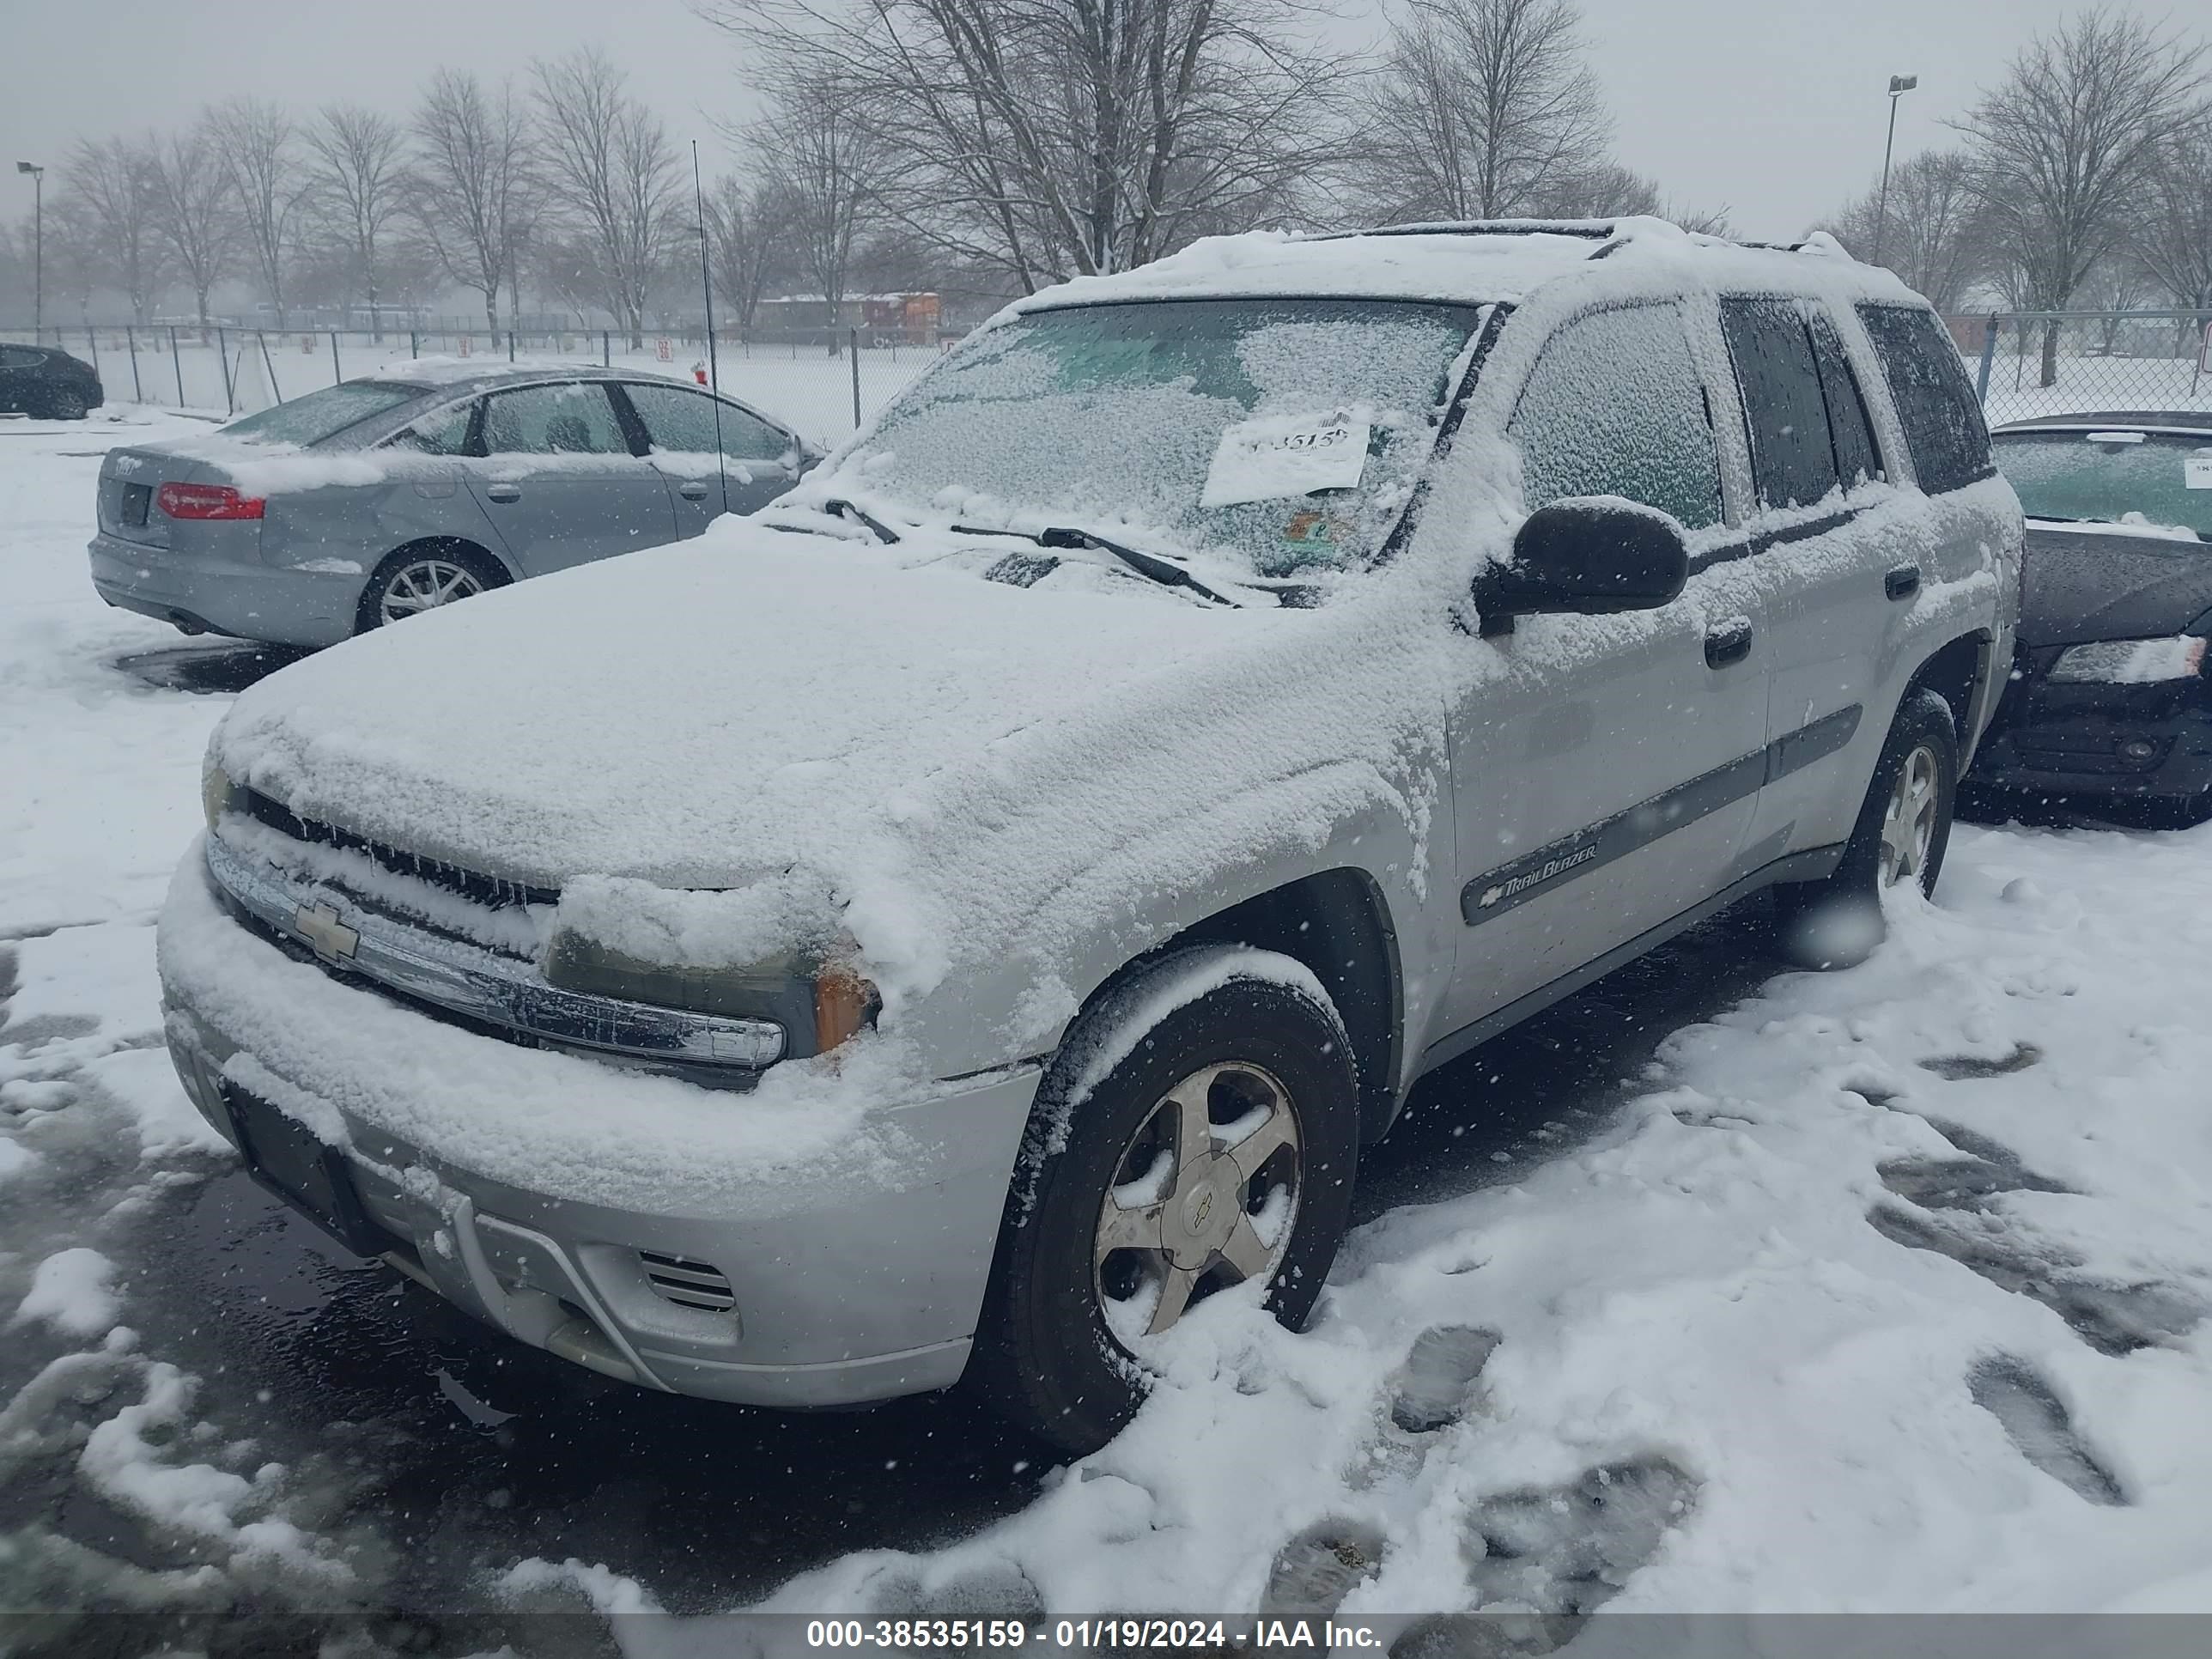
1855, 304, 1992, 495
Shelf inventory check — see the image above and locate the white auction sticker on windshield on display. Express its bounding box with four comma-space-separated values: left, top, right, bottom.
2185, 457, 2212, 490
1200, 413, 1371, 507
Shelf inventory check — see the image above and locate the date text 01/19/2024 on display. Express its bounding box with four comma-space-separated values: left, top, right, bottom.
803, 1620, 1388, 1650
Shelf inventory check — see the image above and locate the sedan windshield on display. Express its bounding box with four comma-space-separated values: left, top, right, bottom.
1994, 430, 2212, 540
848, 298, 1486, 577
219, 380, 428, 447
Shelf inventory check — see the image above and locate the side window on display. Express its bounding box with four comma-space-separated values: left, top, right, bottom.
1510, 303, 1723, 531
1855, 303, 1992, 494
384, 399, 477, 455
1719, 297, 1838, 512
481, 383, 632, 456
623, 382, 790, 463
0, 346, 44, 369
1808, 311, 1882, 490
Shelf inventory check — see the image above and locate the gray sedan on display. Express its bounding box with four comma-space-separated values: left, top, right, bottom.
88, 364, 820, 648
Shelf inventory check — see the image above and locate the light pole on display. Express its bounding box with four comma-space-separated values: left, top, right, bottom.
15, 161, 43, 342
1869, 76, 1917, 269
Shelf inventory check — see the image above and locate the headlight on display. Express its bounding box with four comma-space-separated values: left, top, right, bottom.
541, 932, 877, 1060
202, 762, 236, 831
2048, 635, 2206, 684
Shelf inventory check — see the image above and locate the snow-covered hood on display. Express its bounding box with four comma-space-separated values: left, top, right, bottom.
210, 519, 1437, 1002
2019, 521, 2212, 647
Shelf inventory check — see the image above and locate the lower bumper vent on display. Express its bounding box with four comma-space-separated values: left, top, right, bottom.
639, 1250, 736, 1313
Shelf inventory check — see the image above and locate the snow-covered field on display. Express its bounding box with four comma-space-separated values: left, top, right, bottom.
8, 408, 2212, 1648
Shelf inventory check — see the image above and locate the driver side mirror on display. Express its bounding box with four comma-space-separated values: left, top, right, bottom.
1475, 499, 1690, 636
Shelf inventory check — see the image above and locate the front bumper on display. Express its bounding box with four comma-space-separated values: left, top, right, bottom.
89, 530, 359, 648
158, 849, 1040, 1408
1963, 672, 2212, 808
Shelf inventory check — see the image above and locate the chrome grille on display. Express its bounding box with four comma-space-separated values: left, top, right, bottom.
236, 786, 558, 913
638, 1251, 737, 1314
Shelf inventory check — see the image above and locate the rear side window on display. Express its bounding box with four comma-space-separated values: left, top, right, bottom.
0, 346, 44, 369
622, 382, 791, 462
1855, 304, 1992, 494
1808, 311, 1882, 489
1511, 302, 1723, 531
1720, 297, 1838, 511
384, 400, 476, 455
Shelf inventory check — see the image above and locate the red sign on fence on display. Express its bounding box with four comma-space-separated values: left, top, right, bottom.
655, 338, 674, 362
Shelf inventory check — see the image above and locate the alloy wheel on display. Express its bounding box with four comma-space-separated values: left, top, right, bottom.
1093, 1060, 1303, 1342
377, 558, 485, 625
1880, 742, 1942, 887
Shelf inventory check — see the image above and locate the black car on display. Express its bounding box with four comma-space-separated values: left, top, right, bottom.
1965, 410, 2212, 824
0, 343, 104, 419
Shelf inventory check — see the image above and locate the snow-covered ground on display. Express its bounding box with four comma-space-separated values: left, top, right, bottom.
8, 407, 2212, 1649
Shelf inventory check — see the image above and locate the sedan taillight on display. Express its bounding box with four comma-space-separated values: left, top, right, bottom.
156, 482, 265, 520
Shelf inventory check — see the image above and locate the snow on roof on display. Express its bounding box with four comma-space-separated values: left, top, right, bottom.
1015, 217, 1915, 314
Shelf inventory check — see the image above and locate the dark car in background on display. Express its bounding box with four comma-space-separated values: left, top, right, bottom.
0, 343, 104, 418
1965, 411, 2212, 824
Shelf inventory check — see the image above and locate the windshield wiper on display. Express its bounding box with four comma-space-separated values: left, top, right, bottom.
951, 521, 1239, 606
821, 497, 901, 544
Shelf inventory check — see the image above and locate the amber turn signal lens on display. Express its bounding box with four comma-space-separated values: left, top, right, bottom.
813, 963, 878, 1054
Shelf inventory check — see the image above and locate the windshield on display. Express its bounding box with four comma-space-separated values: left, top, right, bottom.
1994, 430, 2212, 540
848, 298, 1486, 577
219, 380, 427, 447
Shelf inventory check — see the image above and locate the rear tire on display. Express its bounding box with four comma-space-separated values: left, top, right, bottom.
1774, 689, 1959, 969
971, 947, 1360, 1455
45, 387, 88, 420
356, 544, 507, 634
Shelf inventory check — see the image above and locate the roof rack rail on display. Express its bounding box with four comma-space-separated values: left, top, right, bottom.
1314, 220, 1619, 243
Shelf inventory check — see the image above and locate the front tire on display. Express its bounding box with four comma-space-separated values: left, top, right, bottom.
1775, 688, 1959, 969
972, 947, 1360, 1454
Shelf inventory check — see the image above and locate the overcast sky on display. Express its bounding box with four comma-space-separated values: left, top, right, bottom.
1, 0, 2095, 243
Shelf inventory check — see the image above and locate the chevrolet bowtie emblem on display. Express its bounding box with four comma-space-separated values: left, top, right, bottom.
293, 901, 360, 963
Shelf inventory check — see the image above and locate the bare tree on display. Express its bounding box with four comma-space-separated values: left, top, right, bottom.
1954, 7, 2205, 385
1819, 150, 1991, 313
410, 70, 538, 332
704, 173, 790, 331
145, 121, 237, 331
1349, 0, 1611, 222
305, 105, 410, 336
63, 137, 170, 324
702, 0, 1341, 291
531, 49, 678, 348
2133, 116, 2212, 315
210, 98, 305, 329
753, 71, 881, 330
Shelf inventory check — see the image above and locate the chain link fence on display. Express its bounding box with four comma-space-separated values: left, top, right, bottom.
1947, 311, 2212, 425
15, 309, 2210, 441
0, 322, 946, 447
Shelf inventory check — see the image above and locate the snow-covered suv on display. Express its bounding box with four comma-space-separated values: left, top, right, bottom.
158, 219, 2020, 1453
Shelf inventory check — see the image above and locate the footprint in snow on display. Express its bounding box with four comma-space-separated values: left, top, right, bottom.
1868, 1205, 2204, 1357
1918, 1043, 2042, 1080
1877, 1121, 2074, 1214
1970, 1355, 2125, 1506
1390, 1326, 1503, 1434
1261, 1520, 1389, 1620
1461, 1457, 1698, 1617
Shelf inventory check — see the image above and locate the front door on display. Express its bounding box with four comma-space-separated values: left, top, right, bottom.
1440, 301, 1773, 1037
617, 380, 805, 534
465, 381, 678, 574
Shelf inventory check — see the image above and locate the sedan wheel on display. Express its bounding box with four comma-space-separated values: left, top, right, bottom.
1094, 1061, 1303, 1342
374, 557, 486, 626
46, 388, 88, 420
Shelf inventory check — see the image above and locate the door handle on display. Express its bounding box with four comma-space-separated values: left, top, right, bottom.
484, 482, 522, 503
1704, 619, 1754, 669
1885, 563, 1921, 601
678, 481, 711, 501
